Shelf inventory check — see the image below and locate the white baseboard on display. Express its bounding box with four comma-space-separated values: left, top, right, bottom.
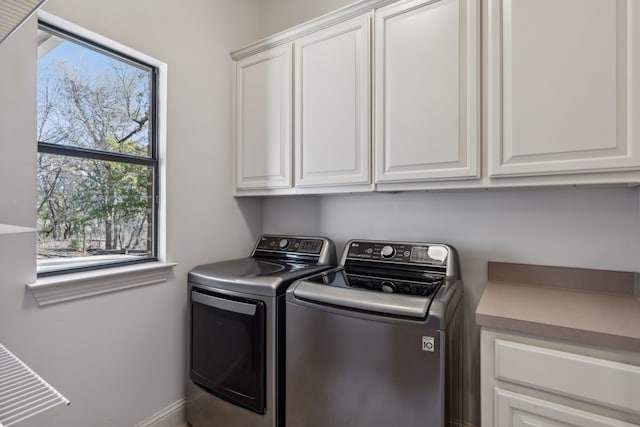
134, 398, 186, 427
132, 396, 475, 427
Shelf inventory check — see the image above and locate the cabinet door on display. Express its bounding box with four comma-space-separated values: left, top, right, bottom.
374, 0, 480, 183
294, 14, 371, 188
488, 0, 640, 177
235, 45, 292, 190
495, 388, 639, 427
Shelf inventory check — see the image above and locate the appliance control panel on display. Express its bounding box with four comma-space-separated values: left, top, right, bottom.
255, 235, 324, 254
345, 274, 439, 296
345, 241, 448, 266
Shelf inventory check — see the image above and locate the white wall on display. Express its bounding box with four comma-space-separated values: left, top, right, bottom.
0, 0, 264, 426
258, 0, 355, 36
262, 188, 640, 425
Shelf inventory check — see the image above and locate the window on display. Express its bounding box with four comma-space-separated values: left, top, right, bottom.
36, 20, 158, 276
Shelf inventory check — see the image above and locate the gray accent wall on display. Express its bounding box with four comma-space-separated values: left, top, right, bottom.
263, 188, 640, 424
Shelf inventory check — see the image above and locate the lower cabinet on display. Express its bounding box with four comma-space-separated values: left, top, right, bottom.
495, 389, 638, 427
481, 329, 640, 427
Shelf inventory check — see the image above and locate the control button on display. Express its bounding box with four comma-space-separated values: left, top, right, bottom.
365, 248, 373, 254
381, 281, 396, 293
404, 250, 410, 257
380, 245, 396, 259
279, 238, 290, 249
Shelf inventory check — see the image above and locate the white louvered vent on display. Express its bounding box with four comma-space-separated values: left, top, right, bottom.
0, 0, 48, 44
0, 344, 69, 427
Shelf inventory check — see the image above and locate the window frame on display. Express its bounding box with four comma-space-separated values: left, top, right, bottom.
36, 19, 161, 278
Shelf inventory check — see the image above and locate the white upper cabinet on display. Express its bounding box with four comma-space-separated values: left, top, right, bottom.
294, 15, 371, 188
235, 44, 292, 190
374, 0, 480, 184
488, 0, 640, 177
232, 0, 640, 195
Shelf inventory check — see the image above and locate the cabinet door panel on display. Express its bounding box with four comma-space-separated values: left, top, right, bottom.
375, 0, 480, 183
488, 0, 640, 177
495, 339, 640, 415
235, 45, 292, 190
495, 389, 639, 427
294, 15, 370, 187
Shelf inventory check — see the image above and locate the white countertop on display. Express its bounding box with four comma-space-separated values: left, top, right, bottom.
476, 262, 640, 351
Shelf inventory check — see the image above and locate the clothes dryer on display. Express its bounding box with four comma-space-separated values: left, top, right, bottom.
187, 235, 336, 427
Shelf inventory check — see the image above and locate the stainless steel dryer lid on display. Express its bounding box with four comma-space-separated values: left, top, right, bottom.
189, 258, 334, 297
188, 234, 337, 297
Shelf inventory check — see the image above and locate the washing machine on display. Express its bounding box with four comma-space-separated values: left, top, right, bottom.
286, 239, 463, 427
186, 234, 336, 427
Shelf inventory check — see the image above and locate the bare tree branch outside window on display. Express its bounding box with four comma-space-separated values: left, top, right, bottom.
36, 23, 157, 274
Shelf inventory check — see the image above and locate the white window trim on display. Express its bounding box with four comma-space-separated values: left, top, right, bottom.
30, 11, 172, 305
28, 261, 177, 305
0, 224, 37, 234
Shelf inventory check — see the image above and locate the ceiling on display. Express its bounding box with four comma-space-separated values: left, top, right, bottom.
0, 0, 47, 44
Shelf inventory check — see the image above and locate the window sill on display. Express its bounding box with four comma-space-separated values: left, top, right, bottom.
27, 261, 177, 306
0, 224, 36, 235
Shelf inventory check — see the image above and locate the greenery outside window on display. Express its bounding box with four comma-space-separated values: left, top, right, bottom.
36, 21, 158, 276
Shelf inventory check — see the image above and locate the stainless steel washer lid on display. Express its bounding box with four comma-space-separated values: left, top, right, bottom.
287, 239, 463, 327
292, 275, 432, 318
189, 258, 334, 297
288, 269, 462, 328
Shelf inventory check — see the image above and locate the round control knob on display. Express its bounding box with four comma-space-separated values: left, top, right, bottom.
381, 281, 396, 293
278, 238, 290, 249
380, 245, 395, 259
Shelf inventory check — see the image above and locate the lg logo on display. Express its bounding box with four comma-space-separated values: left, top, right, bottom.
422, 336, 435, 352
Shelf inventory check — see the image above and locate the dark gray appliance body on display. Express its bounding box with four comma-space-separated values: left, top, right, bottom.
285, 240, 463, 427
187, 235, 336, 427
